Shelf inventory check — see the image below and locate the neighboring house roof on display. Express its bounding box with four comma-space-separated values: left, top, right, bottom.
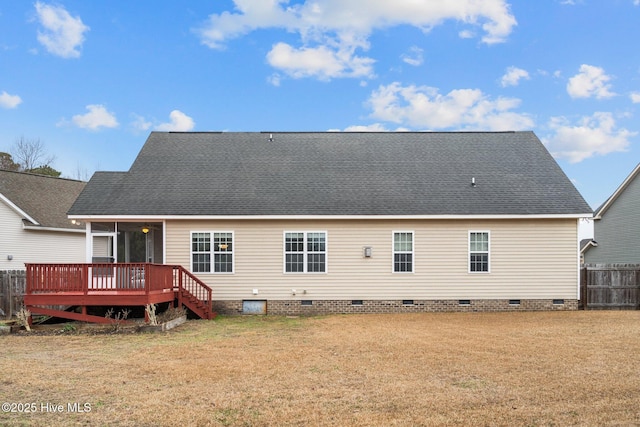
593, 162, 640, 219
69, 131, 592, 218
580, 239, 598, 254
0, 170, 86, 230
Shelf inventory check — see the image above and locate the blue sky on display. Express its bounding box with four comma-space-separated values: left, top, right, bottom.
1, 0, 639, 215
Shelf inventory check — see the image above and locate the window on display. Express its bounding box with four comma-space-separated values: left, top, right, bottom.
213, 232, 233, 272
191, 232, 233, 273
469, 231, 489, 273
284, 232, 326, 273
393, 232, 413, 273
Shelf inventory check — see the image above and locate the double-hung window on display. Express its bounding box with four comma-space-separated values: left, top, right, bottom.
284, 232, 326, 273
393, 231, 414, 273
191, 232, 234, 273
469, 231, 490, 273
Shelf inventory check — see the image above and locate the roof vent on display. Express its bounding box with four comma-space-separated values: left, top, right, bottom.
269, 133, 273, 142
471, 177, 476, 187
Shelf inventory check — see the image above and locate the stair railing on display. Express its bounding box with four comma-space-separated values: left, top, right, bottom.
172, 266, 213, 319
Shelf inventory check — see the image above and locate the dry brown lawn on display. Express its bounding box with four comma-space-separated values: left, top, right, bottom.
1, 311, 639, 426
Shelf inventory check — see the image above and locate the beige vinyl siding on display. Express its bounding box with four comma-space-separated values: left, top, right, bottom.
0, 201, 85, 270
165, 218, 579, 301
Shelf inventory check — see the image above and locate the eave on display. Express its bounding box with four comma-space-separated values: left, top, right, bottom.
69, 213, 593, 221
580, 240, 598, 254
593, 162, 640, 220
0, 193, 40, 225
23, 224, 86, 234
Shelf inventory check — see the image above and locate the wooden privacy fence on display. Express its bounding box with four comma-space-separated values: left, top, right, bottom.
0, 270, 26, 318
581, 264, 640, 310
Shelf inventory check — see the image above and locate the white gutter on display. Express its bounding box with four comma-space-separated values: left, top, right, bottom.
23, 225, 86, 234
69, 213, 594, 221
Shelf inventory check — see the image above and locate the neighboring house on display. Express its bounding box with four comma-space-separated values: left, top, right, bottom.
580, 239, 597, 264
583, 162, 640, 264
68, 131, 592, 315
0, 170, 86, 270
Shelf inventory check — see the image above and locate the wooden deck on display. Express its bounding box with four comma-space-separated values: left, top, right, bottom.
25, 263, 215, 323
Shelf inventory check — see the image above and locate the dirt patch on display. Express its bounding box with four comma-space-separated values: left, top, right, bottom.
10, 321, 143, 336
1, 311, 639, 426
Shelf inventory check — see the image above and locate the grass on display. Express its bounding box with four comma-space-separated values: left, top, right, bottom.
1, 311, 639, 426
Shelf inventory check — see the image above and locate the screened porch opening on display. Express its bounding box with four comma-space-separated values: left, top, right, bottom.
90, 222, 163, 264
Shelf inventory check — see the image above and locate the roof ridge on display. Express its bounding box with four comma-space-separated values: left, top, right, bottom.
0, 169, 85, 183
155, 130, 527, 135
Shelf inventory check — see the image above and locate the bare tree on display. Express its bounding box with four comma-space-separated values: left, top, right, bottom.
73, 162, 92, 181
12, 136, 56, 171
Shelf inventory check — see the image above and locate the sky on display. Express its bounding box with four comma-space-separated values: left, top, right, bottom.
1, 0, 640, 219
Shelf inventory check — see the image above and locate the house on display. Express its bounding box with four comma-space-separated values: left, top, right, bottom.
583, 162, 640, 264
65, 131, 592, 315
0, 170, 86, 270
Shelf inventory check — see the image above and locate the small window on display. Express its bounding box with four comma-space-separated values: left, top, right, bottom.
469, 231, 490, 273
191, 232, 233, 273
284, 232, 326, 273
402, 300, 414, 305
393, 232, 414, 273
351, 300, 363, 306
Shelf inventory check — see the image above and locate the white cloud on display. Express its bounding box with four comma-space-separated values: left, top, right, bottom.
266, 42, 375, 80
500, 66, 529, 87
567, 64, 616, 99
0, 91, 22, 109
329, 123, 410, 131
267, 73, 282, 86
458, 29, 475, 39
71, 105, 118, 131
34, 2, 89, 58
630, 92, 640, 103
401, 46, 424, 67
197, 0, 516, 79
155, 110, 195, 131
343, 123, 389, 131
130, 114, 152, 132
366, 82, 534, 131
543, 112, 636, 163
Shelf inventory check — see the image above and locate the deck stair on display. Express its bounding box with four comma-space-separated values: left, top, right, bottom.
173, 266, 215, 320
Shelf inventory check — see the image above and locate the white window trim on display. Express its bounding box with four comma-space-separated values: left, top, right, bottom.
283, 231, 328, 274
190, 231, 235, 274
392, 230, 415, 273
468, 230, 490, 274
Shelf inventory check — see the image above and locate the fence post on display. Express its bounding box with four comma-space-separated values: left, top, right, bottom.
8, 273, 13, 318
580, 267, 588, 310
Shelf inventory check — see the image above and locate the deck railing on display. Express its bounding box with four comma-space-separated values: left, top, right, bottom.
25, 263, 175, 294
25, 263, 214, 320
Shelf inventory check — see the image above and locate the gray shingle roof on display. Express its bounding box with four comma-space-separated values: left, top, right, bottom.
0, 170, 86, 229
68, 131, 592, 217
